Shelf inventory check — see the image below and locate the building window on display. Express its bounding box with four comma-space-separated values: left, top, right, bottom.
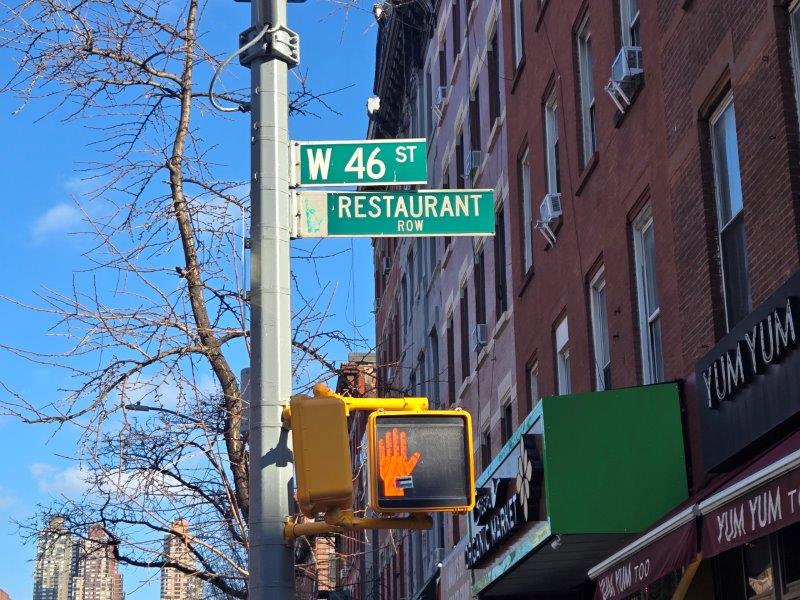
452, 0, 461, 61
555, 317, 571, 395
710, 95, 751, 330
590, 268, 611, 391
501, 401, 513, 445
633, 206, 664, 384
526, 361, 539, 416
513, 0, 524, 69
446, 315, 455, 405
429, 328, 440, 408
545, 91, 561, 194
425, 69, 434, 139
459, 285, 470, 381
620, 0, 641, 48
401, 275, 408, 337
469, 83, 481, 154
494, 207, 508, 319
519, 149, 534, 272
789, 3, 800, 126
451, 514, 460, 547
488, 29, 501, 124
439, 40, 448, 89
577, 15, 597, 164
456, 129, 465, 188
474, 248, 486, 333
481, 428, 492, 469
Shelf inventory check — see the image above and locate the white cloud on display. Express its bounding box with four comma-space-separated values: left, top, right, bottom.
0, 486, 17, 509
30, 462, 91, 498
32, 203, 82, 239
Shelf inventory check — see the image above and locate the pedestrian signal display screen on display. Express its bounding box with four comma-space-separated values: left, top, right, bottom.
368, 411, 475, 513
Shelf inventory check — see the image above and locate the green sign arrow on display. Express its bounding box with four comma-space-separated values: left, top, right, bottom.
294, 138, 428, 187
294, 190, 495, 238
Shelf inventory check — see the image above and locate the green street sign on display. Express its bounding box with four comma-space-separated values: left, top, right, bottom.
294, 138, 428, 187
294, 189, 495, 238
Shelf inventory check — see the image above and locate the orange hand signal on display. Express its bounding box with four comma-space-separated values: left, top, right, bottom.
378, 427, 421, 497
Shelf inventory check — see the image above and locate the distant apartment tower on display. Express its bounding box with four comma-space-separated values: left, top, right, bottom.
160, 520, 202, 600
71, 525, 124, 600
33, 516, 77, 600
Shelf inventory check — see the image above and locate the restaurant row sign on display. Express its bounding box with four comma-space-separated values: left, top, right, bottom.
294, 190, 495, 238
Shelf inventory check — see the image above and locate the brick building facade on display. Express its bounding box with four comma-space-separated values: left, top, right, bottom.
365, 0, 800, 598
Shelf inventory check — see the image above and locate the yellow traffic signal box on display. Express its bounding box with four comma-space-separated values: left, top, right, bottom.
367, 410, 475, 513
290, 394, 353, 517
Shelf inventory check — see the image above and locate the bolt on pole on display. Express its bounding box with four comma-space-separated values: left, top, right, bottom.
247, 0, 295, 597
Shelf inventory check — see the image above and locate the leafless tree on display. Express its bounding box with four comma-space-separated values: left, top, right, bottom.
0, 0, 368, 596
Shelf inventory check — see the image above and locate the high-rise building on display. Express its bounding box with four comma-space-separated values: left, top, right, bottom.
71, 525, 123, 600
160, 520, 202, 600
33, 516, 77, 600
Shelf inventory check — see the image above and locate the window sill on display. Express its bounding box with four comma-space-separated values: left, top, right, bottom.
476, 339, 493, 370
510, 57, 526, 94
575, 151, 599, 197
457, 374, 474, 400
451, 51, 464, 88
493, 307, 512, 340
534, 0, 550, 32
466, 0, 478, 30
542, 216, 563, 251
517, 266, 535, 297
441, 242, 453, 268
487, 113, 504, 153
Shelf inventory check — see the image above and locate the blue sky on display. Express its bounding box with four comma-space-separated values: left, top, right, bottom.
0, 1, 376, 597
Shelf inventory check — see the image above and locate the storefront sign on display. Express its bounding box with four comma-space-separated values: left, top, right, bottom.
701, 448, 800, 557
700, 298, 796, 408
696, 270, 800, 470
594, 519, 697, 600
465, 437, 540, 569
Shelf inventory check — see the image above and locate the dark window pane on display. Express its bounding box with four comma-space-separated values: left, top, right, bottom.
782, 522, 800, 592
716, 547, 747, 600
721, 213, 752, 328
743, 537, 774, 599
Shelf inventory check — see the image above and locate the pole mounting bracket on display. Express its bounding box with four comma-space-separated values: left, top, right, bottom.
239, 24, 300, 67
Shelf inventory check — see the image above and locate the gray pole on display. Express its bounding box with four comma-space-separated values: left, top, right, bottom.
246, 0, 296, 597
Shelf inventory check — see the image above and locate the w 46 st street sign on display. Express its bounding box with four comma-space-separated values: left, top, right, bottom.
294, 138, 427, 187
294, 189, 495, 238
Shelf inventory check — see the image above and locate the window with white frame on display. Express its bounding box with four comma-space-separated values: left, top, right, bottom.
577, 16, 597, 163
590, 268, 611, 391
513, 0, 524, 69
710, 95, 751, 330
527, 361, 539, 415
620, 0, 641, 48
555, 317, 571, 395
545, 91, 561, 194
519, 149, 533, 272
633, 206, 664, 384
789, 2, 800, 124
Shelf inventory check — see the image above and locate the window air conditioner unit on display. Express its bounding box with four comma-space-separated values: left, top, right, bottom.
382, 256, 392, 275
611, 46, 643, 83
473, 323, 488, 352
539, 193, 562, 222
465, 150, 482, 177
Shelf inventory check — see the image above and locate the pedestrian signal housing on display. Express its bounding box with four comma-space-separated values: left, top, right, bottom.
290, 394, 353, 517
367, 410, 475, 513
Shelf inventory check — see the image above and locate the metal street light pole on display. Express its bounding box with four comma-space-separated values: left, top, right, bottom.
241, 0, 298, 598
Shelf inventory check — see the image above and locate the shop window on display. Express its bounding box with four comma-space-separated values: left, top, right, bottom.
519, 149, 534, 272
590, 267, 611, 390
577, 15, 597, 164
781, 522, 800, 595
555, 317, 571, 395
745, 537, 775, 598
710, 95, 751, 330
633, 205, 664, 384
